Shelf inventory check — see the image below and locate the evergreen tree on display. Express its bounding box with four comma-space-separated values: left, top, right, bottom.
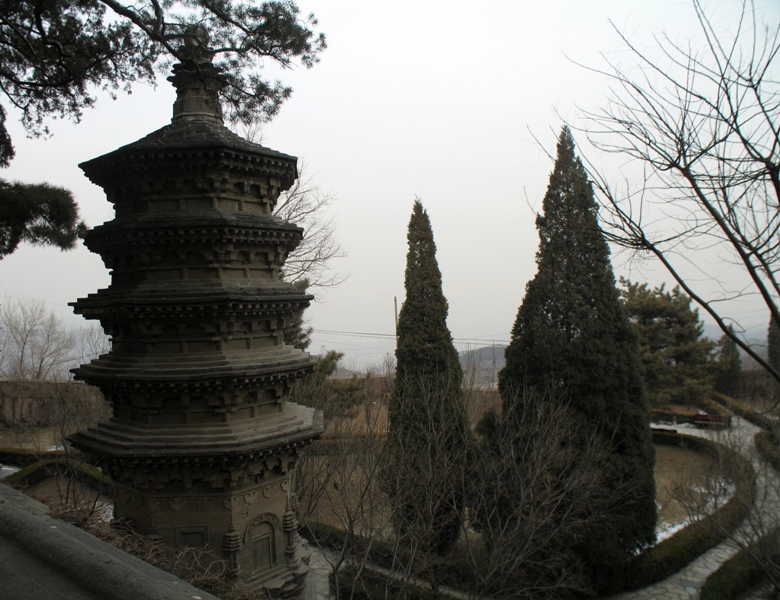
0, 1, 326, 166
0, 179, 86, 257
621, 280, 715, 405
497, 127, 656, 593
714, 327, 742, 397
385, 200, 467, 556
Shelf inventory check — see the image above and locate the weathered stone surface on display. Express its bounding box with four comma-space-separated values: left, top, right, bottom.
69, 55, 322, 597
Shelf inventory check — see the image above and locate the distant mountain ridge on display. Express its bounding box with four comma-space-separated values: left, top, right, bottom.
459, 345, 507, 388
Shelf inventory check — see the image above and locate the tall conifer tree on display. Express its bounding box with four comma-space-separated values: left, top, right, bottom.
499, 127, 656, 591
386, 199, 467, 555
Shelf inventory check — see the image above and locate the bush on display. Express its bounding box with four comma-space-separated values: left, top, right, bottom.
755, 430, 780, 472
4, 456, 115, 495
302, 520, 474, 593
699, 550, 765, 600
335, 565, 436, 600
0, 446, 65, 467
700, 527, 780, 600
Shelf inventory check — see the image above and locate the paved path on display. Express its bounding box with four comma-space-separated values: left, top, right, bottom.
305, 543, 333, 600
608, 418, 775, 600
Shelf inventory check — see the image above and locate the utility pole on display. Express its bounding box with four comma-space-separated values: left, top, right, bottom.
394, 296, 398, 338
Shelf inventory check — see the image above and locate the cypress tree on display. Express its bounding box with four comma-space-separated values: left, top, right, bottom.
385, 199, 467, 555
498, 127, 656, 592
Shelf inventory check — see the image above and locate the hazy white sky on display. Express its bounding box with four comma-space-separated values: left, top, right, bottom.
0, 1, 775, 369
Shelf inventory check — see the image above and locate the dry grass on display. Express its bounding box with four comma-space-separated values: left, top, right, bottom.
0, 425, 59, 451
655, 444, 718, 526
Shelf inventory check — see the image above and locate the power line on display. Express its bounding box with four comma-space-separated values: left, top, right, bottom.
313, 328, 510, 346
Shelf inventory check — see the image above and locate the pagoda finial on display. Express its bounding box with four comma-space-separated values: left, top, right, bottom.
167, 26, 225, 123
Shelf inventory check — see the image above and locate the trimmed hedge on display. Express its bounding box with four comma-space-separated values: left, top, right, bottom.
711, 392, 777, 431
301, 520, 473, 592
0, 447, 66, 467
755, 430, 780, 472
335, 565, 436, 600
700, 527, 780, 600
625, 431, 756, 590
699, 549, 765, 600
651, 400, 732, 427
4, 455, 115, 496
650, 409, 698, 425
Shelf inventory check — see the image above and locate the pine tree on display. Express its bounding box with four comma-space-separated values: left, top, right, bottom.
621, 279, 715, 405
0, 179, 86, 257
498, 127, 656, 593
385, 199, 467, 556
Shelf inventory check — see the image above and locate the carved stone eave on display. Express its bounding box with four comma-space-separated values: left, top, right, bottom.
79, 121, 299, 194
70, 404, 324, 461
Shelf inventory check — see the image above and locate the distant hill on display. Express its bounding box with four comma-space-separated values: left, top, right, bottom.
459, 345, 507, 388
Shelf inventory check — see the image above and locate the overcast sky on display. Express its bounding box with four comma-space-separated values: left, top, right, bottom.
0, 1, 775, 370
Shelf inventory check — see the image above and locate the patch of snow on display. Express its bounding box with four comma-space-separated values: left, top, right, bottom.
0, 464, 20, 479
656, 520, 690, 542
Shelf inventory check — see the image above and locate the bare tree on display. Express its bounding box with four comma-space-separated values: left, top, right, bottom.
291, 374, 392, 600
232, 120, 346, 294
0, 298, 76, 380
466, 393, 625, 599
273, 162, 346, 292
76, 325, 111, 365
577, 0, 780, 384
0, 298, 111, 380
292, 362, 632, 599
674, 420, 778, 593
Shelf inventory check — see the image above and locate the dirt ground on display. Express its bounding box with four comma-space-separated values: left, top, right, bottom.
655, 444, 716, 525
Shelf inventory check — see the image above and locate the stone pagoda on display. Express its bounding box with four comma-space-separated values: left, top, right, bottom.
69, 39, 323, 598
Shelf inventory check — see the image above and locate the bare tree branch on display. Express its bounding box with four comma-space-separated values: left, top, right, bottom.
574, 0, 780, 386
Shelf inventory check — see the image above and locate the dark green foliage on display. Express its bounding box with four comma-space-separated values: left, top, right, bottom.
4, 456, 115, 494
470, 395, 618, 597
335, 566, 438, 600
497, 127, 656, 593
386, 200, 468, 556
0, 447, 65, 467
755, 430, 780, 472
0, 1, 326, 164
714, 328, 742, 397
700, 544, 771, 600
0, 179, 86, 257
621, 279, 715, 405
314, 349, 344, 378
